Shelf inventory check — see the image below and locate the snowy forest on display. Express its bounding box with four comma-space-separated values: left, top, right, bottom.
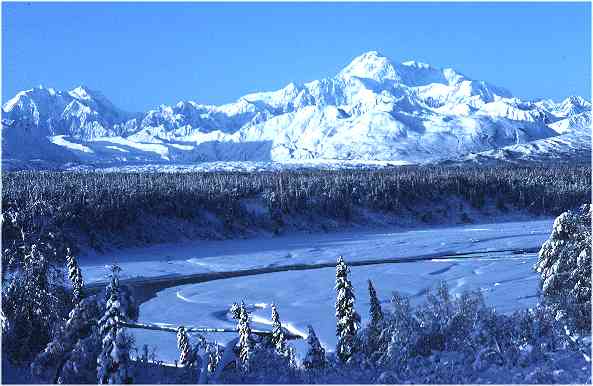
1, 166, 591, 384
2, 165, 590, 251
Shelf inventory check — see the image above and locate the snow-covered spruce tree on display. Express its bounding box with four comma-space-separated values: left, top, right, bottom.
534, 203, 591, 331
368, 279, 383, 327
102, 265, 138, 322
31, 296, 101, 383
103, 264, 122, 302
177, 326, 193, 367
206, 342, 222, 374
97, 265, 132, 384
1, 244, 69, 364
364, 279, 384, 359
58, 331, 102, 384
269, 303, 289, 357
335, 255, 361, 363
66, 248, 84, 305
236, 301, 255, 372
378, 291, 418, 371
303, 325, 327, 369
230, 302, 241, 320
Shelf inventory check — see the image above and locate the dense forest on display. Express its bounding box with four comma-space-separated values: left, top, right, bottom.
2, 165, 590, 257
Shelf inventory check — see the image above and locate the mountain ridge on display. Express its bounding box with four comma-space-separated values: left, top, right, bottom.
2, 51, 591, 169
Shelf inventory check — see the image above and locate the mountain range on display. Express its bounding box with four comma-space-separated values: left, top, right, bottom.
2, 51, 591, 170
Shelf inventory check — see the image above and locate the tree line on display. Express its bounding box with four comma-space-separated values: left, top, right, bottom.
2, 165, 590, 258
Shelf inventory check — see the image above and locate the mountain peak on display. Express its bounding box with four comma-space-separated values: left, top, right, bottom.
69, 85, 94, 100
358, 50, 386, 58
67, 85, 125, 113
338, 51, 398, 81
563, 95, 590, 107
401, 60, 433, 69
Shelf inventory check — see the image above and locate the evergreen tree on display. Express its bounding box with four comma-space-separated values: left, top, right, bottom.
236, 301, 254, 372
32, 297, 101, 383
365, 279, 384, 358
58, 331, 102, 384
66, 248, 84, 305
303, 325, 326, 369
97, 265, 132, 384
207, 343, 222, 374
2, 244, 69, 364
177, 326, 192, 367
368, 279, 383, 327
103, 264, 122, 303
270, 303, 289, 357
230, 302, 241, 320
335, 256, 360, 362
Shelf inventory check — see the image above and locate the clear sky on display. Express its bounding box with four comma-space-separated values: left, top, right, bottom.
2, 2, 591, 112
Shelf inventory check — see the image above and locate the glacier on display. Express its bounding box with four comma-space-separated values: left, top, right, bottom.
2, 51, 590, 169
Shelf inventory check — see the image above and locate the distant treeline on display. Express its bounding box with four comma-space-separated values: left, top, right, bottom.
2, 165, 591, 252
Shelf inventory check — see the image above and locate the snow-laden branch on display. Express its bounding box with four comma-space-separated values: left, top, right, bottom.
118, 321, 304, 340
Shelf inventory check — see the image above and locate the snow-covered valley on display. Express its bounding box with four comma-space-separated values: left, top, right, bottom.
80, 218, 554, 363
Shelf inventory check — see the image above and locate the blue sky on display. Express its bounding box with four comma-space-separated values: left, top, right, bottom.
2, 2, 591, 112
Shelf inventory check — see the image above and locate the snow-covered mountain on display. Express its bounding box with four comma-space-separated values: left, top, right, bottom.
447, 110, 592, 166
2, 51, 590, 169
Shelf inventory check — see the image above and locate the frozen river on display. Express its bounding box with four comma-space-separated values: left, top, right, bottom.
80, 218, 553, 363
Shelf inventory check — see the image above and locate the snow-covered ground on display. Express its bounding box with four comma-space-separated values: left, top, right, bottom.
80, 219, 552, 283
80, 219, 553, 363
64, 159, 412, 173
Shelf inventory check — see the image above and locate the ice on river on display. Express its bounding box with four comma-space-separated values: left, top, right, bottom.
135, 254, 540, 362
79, 219, 553, 363
80, 219, 552, 283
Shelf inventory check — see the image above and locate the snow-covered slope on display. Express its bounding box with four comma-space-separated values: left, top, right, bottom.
446, 111, 592, 166
2, 51, 590, 168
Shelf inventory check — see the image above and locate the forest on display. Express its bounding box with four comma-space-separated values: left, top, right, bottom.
2, 165, 590, 255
